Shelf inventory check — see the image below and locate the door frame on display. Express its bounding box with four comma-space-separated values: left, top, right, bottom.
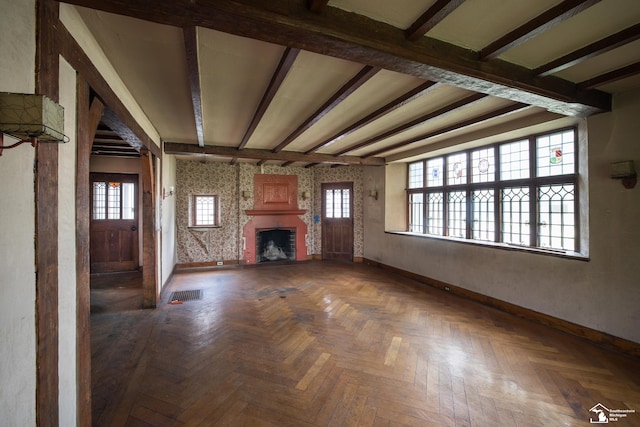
321, 182, 354, 261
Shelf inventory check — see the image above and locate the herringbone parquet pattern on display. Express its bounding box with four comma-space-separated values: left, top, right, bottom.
91, 262, 640, 426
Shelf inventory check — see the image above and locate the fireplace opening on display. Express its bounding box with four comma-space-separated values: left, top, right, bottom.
256, 229, 296, 263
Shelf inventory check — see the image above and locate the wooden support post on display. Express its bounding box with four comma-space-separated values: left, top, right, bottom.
141, 149, 157, 308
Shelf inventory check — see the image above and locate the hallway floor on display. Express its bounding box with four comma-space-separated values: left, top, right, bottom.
90, 262, 640, 426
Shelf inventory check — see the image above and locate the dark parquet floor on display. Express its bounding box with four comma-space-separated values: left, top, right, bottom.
90, 261, 640, 426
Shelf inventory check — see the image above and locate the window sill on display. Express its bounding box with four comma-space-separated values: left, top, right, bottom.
188, 225, 221, 230
385, 231, 589, 261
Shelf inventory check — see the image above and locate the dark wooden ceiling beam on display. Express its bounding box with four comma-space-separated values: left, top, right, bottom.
57, 0, 611, 116
336, 92, 488, 156
577, 61, 640, 90
305, 80, 439, 154
256, 159, 268, 166
272, 65, 380, 152
308, 0, 329, 14
405, 0, 466, 41
535, 23, 640, 77
239, 47, 300, 149
164, 141, 385, 165
479, 0, 601, 61
364, 102, 530, 157
183, 26, 205, 147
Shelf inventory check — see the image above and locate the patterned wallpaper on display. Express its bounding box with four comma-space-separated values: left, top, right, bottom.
176, 160, 364, 264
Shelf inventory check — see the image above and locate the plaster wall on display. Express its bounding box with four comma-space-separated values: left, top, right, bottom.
161, 154, 177, 287
0, 1, 37, 425
363, 89, 640, 343
58, 57, 78, 426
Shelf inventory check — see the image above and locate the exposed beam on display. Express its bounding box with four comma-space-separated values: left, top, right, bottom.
101, 107, 146, 153
57, 0, 611, 116
272, 65, 380, 152
183, 26, 205, 147
405, 0, 466, 42
577, 61, 640, 90
335, 92, 488, 156
281, 161, 295, 167
535, 24, 640, 77
305, 80, 439, 154
57, 23, 162, 157
256, 159, 268, 166
164, 142, 385, 165
365, 103, 530, 158
385, 109, 569, 162
308, 0, 329, 14
479, 0, 601, 60
239, 47, 300, 149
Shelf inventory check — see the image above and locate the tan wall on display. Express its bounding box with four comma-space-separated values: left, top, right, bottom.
363, 89, 640, 344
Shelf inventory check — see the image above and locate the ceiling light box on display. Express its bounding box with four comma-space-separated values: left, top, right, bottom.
0, 92, 68, 143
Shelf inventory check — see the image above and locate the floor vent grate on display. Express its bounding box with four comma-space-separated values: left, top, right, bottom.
168, 289, 203, 304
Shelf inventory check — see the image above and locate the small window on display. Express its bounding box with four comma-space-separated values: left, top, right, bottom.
190, 195, 219, 227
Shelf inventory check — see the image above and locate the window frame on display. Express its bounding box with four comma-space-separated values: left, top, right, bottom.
406, 127, 580, 255
189, 194, 220, 228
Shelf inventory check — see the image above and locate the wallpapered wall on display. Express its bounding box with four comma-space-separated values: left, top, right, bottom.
176, 160, 364, 264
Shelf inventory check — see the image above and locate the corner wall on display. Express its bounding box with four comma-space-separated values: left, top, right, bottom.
363, 89, 640, 344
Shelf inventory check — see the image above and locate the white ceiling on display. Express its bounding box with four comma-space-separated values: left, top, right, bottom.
68, 0, 640, 165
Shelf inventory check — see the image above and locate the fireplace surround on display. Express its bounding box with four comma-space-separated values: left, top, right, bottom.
242, 174, 308, 264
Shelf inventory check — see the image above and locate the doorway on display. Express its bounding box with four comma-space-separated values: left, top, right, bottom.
321, 182, 354, 261
90, 173, 139, 273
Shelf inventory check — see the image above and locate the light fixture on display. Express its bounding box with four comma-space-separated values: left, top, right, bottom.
610, 160, 637, 189
0, 93, 69, 155
242, 191, 251, 201
369, 189, 378, 200
300, 191, 311, 201
163, 186, 175, 199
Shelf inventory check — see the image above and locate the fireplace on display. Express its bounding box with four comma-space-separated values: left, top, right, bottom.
256, 228, 295, 263
242, 174, 308, 264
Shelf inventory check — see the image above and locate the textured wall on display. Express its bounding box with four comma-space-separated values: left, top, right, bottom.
176, 160, 365, 263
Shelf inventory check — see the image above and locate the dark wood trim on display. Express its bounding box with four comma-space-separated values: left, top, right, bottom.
479, 0, 601, 60
56, 23, 161, 157
307, 0, 329, 14
183, 26, 205, 147
56, 0, 611, 115
405, 0, 466, 41
534, 23, 640, 77
364, 102, 529, 157
363, 258, 640, 358
141, 149, 158, 308
36, 1, 60, 425
76, 80, 103, 427
305, 80, 439, 154
577, 61, 640, 90
163, 141, 385, 165
336, 92, 488, 156
272, 65, 380, 152
239, 47, 300, 150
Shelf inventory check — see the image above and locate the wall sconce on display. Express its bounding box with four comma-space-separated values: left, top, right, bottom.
163, 186, 175, 199
241, 191, 251, 201
300, 191, 311, 201
610, 160, 637, 189
0, 93, 69, 155
369, 189, 378, 200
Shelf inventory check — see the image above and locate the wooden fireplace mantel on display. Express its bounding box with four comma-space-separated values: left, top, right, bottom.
245, 209, 306, 216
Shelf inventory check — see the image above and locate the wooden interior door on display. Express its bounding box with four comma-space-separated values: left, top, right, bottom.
90, 173, 139, 273
322, 182, 354, 261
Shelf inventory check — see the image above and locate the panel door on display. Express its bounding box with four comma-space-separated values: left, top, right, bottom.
90, 173, 139, 273
322, 182, 354, 261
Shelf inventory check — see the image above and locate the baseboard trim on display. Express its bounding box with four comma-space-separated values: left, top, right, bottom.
363, 258, 640, 358
175, 260, 240, 270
